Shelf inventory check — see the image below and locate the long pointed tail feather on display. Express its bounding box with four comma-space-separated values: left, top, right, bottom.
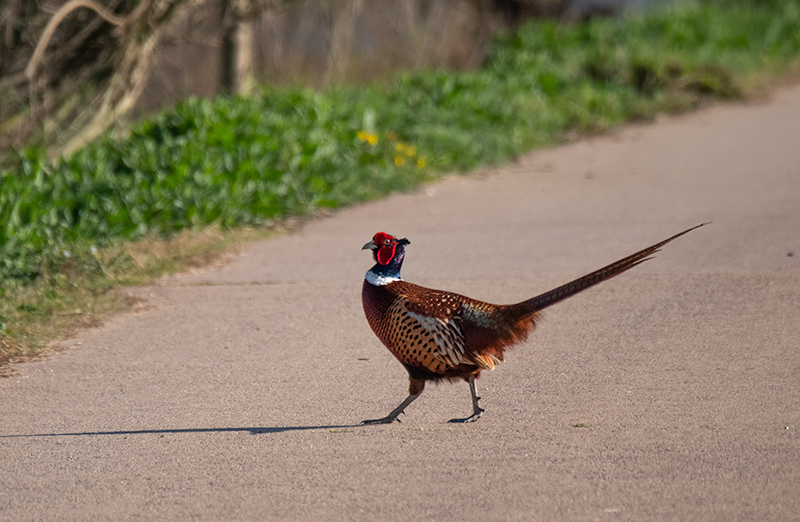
522, 223, 708, 313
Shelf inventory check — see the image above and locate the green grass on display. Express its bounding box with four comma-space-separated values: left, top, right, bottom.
3, 0, 800, 367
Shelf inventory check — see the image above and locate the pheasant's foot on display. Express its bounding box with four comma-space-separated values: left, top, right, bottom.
361, 415, 401, 425
447, 408, 484, 424
362, 392, 420, 425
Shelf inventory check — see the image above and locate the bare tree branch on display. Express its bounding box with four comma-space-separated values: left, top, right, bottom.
0, 0, 202, 159
25, 0, 126, 82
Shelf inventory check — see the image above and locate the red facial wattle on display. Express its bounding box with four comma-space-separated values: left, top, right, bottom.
372, 232, 397, 265
376, 244, 395, 265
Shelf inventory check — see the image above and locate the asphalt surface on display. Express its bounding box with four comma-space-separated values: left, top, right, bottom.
1, 85, 799, 521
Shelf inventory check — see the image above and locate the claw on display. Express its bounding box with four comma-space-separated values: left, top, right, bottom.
361, 416, 400, 425
464, 412, 482, 423
363, 392, 421, 425
447, 410, 483, 423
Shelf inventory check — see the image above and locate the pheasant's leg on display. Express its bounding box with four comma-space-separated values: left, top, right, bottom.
468, 376, 484, 419
362, 392, 422, 425
448, 375, 484, 423
362, 375, 425, 425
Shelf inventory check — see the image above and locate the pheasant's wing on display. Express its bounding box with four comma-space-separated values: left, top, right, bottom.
392, 283, 506, 372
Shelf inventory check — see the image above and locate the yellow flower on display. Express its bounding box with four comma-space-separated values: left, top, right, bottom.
394, 156, 405, 166
358, 131, 378, 145
416, 157, 426, 168
395, 143, 416, 157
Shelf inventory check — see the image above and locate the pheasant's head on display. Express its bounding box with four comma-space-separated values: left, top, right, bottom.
362, 232, 410, 265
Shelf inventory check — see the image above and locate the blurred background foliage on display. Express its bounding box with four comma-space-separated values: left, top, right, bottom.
0, 0, 684, 158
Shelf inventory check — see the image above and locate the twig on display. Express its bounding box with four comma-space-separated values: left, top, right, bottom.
0, 71, 26, 90
25, 0, 125, 81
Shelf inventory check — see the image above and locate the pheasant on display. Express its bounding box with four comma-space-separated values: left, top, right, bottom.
361, 223, 707, 424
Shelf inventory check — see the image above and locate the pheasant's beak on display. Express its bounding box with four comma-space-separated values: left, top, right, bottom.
362, 240, 376, 251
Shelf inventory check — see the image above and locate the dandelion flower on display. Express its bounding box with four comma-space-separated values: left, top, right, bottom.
358, 131, 378, 145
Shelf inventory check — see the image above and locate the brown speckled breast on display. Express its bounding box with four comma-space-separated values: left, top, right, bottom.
362, 280, 438, 372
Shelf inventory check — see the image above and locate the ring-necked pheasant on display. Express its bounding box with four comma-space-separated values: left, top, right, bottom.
361, 223, 707, 424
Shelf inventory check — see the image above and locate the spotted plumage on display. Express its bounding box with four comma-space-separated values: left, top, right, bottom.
364, 284, 508, 375
361, 224, 707, 424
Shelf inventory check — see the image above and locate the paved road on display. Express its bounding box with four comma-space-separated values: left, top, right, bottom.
2, 86, 799, 521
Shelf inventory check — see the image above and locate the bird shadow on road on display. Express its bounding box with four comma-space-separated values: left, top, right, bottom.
0, 424, 364, 438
